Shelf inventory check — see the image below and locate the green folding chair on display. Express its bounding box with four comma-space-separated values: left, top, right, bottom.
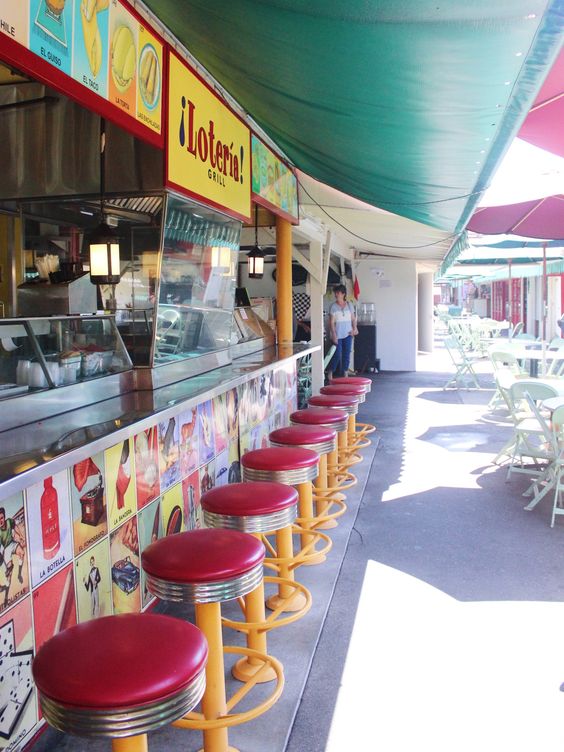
443, 336, 481, 390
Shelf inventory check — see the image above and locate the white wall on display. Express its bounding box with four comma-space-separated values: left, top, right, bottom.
355, 258, 418, 371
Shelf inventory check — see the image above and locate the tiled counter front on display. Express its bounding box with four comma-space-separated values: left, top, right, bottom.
0, 362, 297, 751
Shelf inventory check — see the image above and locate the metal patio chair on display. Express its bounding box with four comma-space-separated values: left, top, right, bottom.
505, 381, 558, 482
443, 336, 481, 390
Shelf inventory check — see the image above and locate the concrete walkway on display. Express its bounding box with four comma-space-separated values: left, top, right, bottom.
34, 338, 564, 751
286, 341, 564, 752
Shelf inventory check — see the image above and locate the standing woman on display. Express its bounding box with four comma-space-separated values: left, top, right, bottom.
328, 284, 358, 378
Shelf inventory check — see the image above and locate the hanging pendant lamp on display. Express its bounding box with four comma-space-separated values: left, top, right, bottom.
247, 205, 265, 279
89, 119, 121, 285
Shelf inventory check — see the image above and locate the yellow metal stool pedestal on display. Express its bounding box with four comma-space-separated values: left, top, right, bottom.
308, 394, 362, 473
289, 407, 356, 504
241, 447, 332, 566
142, 529, 284, 752
329, 376, 377, 442
269, 424, 344, 530
201, 481, 312, 682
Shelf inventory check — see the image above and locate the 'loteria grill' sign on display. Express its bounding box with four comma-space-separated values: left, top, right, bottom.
167, 52, 251, 223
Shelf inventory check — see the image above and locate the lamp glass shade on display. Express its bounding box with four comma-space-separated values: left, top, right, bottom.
89, 222, 121, 284
247, 247, 265, 279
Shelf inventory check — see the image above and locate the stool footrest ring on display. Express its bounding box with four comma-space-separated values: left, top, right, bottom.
222, 576, 312, 632
173, 646, 284, 730
327, 467, 358, 490
311, 496, 347, 524
349, 436, 372, 450
292, 523, 333, 563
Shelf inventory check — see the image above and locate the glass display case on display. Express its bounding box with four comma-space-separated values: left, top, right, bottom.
233, 306, 276, 345
153, 194, 241, 364
0, 315, 132, 398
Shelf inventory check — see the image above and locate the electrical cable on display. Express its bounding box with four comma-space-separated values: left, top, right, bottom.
298, 179, 473, 250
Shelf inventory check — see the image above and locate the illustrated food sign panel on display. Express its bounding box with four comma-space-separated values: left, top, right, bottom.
167, 52, 251, 223
0, 0, 163, 136
251, 134, 299, 223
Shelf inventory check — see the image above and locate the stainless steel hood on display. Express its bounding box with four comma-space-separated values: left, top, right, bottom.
1, 78, 163, 201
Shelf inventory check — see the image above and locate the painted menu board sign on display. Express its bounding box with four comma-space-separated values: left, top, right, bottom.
167, 51, 252, 223
0, 0, 163, 137
251, 134, 299, 224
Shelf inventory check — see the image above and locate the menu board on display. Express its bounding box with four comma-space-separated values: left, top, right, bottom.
0, 0, 163, 137
251, 134, 299, 222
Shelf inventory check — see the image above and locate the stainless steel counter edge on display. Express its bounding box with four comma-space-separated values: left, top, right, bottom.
0, 345, 317, 500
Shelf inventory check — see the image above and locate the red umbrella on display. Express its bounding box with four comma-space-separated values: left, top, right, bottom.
468, 195, 564, 239
519, 47, 564, 158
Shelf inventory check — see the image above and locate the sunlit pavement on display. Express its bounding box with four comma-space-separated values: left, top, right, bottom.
287, 336, 564, 752
327, 562, 564, 752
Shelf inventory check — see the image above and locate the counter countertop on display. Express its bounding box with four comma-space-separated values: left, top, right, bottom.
0, 344, 317, 499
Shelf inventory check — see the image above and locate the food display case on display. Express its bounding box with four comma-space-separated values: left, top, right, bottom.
0, 316, 133, 430
232, 306, 276, 356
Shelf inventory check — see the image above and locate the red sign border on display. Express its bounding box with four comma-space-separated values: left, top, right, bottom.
165, 48, 252, 225
0, 0, 165, 150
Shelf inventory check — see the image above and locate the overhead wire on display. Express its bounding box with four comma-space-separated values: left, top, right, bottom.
297, 178, 482, 250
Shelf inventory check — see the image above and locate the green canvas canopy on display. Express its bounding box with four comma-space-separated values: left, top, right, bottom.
144, 0, 563, 237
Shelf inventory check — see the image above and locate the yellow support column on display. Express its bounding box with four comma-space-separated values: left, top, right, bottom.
276, 216, 293, 346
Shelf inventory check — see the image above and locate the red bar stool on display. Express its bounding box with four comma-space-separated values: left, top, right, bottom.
321, 383, 373, 450
142, 529, 283, 752
289, 407, 356, 502
201, 482, 312, 680
330, 375, 372, 392
329, 376, 377, 440
32, 613, 208, 752
269, 425, 345, 530
241, 447, 332, 566
308, 394, 362, 471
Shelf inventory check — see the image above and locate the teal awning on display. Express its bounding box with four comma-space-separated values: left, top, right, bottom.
475, 259, 564, 282
144, 0, 563, 235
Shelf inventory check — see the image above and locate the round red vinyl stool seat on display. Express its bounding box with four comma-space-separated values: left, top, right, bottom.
330, 375, 372, 392
241, 447, 319, 484
309, 395, 362, 472
241, 448, 332, 567
32, 613, 207, 747
269, 425, 336, 454
320, 384, 366, 402
308, 393, 359, 415
269, 426, 345, 531
289, 406, 349, 432
201, 483, 311, 678
202, 481, 298, 531
142, 528, 265, 604
289, 408, 356, 498
142, 529, 283, 752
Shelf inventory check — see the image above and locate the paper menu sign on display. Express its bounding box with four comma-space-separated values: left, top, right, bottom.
72, 0, 110, 97
108, 0, 137, 117
136, 23, 162, 133
29, 0, 74, 76
0, 4, 29, 45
